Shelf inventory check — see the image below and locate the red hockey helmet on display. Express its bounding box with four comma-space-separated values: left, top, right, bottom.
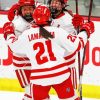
48, 0, 68, 5
18, 0, 35, 6
33, 6, 51, 25
64, 0, 68, 3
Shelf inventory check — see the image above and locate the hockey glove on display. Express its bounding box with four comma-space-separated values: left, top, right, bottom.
8, 3, 20, 21
80, 21, 94, 38
3, 22, 15, 40
72, 14, 84, 29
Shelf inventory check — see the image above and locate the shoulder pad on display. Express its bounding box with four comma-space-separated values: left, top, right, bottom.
12, 16, 30, 33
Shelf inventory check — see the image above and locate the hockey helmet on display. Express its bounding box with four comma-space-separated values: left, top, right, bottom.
64, 0, 68, 3
33, 6, 51, 25
48, 0, 68, 5
18, 0, 35, 6
48, 0, 68, 18
18, 0, 35, 22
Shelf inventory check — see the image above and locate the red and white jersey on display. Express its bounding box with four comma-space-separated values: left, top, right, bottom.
51, 12, 78, 88
12, 16, 31, 70
51, 12, 76, 34
13, 16, 31, 37
7, 26, 88, 86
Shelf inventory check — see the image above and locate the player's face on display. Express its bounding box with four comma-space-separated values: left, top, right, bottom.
49, 0, 63, 18
50, 0, 62, 10
21, 5, 35, 22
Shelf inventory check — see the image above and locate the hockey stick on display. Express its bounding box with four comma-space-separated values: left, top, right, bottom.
75, 0, 93, 100
75, 0, 81, 79
75, 0, 82, 98
74, 0, 83, 99
81, 0, 93, 78
79, 0, 93, 100
75, 0, 83, 100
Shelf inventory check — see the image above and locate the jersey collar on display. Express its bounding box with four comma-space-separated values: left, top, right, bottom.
56, 13, 65, 19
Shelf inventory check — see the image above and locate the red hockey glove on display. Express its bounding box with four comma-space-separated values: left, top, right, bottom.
72, 14, 84, 29
80, 21, 94, 38
8, 3, 20, 21
3, 22, 15, 40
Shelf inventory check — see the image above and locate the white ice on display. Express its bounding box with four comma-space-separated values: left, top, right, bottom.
0, 91, 99, 100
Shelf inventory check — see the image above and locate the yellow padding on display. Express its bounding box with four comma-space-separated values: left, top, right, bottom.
0, 78, 24, 92
82, 84, 100, 99
0, 78, 100, 99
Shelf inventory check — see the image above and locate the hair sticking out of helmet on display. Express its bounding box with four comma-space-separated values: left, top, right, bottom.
8, 0, 35, 21
48, 0, 69, 19
40, 26, 54, 39
33, 6, 51, 25
18, 0, 35, 6
18, 0, 35, 22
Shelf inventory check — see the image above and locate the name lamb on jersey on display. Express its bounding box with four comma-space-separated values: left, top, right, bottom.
28, 32, 55, 42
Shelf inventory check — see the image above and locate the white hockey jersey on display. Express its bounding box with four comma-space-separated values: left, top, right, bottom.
7, 26, 88, 86
51, 12, 78, 88
51, 12, 75, 34
12, 16, 31, 70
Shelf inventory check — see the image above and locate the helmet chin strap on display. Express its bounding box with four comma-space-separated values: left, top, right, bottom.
22, 14, 33, 22
50, 7, 62, 19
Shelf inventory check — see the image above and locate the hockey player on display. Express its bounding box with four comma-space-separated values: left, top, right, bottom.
48, 0, 84, 99
4, 6, 94, 100
48, 0, 77, 32
3, 0, 35, 99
